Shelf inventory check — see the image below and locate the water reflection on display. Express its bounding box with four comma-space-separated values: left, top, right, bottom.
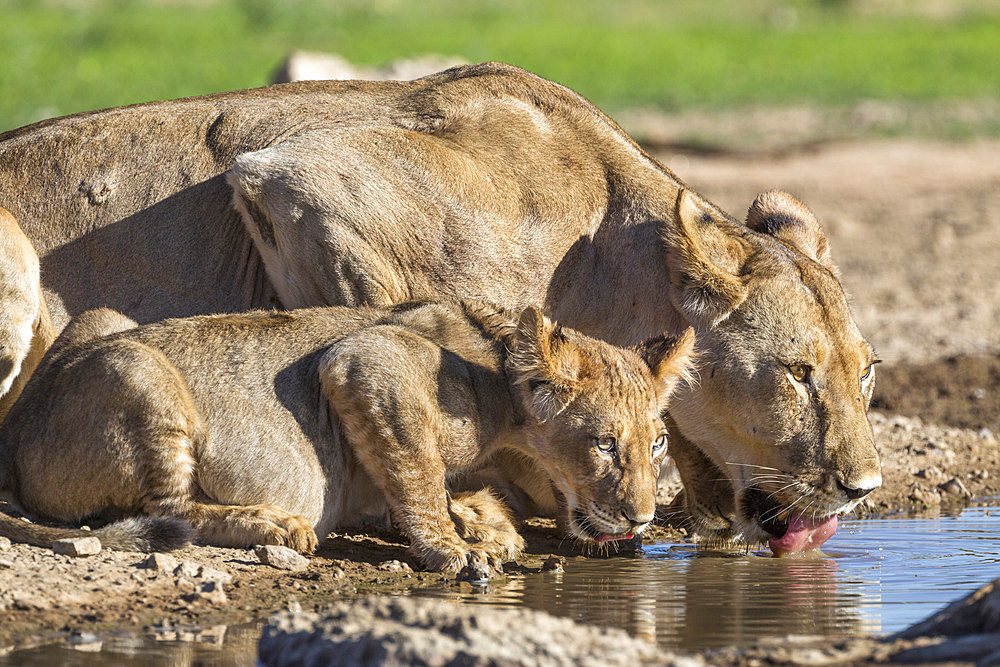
2, 506, 998, 660
416, 505, 1000, 650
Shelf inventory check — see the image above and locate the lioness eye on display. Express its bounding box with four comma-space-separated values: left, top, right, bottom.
788, 364, 810, 383
652, 433, 668, 453
594, 436, 617, 452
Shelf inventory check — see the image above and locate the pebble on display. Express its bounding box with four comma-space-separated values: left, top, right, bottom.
0, 536, 11, 551
939, 477, 972, 498
143, 553, 178, 572
256, 545, 309, 571
174, 560, 200, 579
53, 536, 102, 557
378, 560, 413, 574
199, 566, 233, 586
915, 465, 944, 482
542, 556, 566, 573
193, 581, 227, 605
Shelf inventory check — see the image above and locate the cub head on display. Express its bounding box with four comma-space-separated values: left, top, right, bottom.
507, 306, 696, 544
663, 188, 881, 552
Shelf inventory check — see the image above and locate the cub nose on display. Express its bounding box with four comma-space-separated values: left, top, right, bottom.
837, 477, 880, 500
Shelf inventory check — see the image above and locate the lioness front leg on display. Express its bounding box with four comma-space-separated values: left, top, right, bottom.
320, 328, 496, 574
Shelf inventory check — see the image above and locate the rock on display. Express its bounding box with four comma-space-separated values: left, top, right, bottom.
256, 545, 309, 572
258, 596, 696, 667
52, 536, 101, 557
908, 484, 940, 506
915, 465, 944, 482
192, 581, 227, 605
542, 555, 566, 573
0, 536, 11, 551
939, 477, 972, 498
0, 558, 13, 569
142, 552, 178, 572
173, 560, 201, 579
199, 566, 233, 586
896, 577, 1000, 639
377, 560, 412, 574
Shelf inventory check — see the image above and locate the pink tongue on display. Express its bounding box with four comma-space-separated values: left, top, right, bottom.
595, 532, 634, 544
768, 514, 838, 556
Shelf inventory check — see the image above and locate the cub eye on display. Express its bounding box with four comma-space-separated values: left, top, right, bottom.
788, 364, 811, 383
652, 433, 668, 453
860, 361, 879, 389
594, 436, 617, 453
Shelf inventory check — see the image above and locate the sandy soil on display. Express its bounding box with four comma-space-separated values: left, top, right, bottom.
2, 136, 999, 653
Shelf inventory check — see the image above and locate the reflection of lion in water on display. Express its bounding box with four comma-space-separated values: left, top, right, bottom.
0, 302, 694, 572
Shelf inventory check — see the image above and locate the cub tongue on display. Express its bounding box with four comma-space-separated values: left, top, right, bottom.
768, 514, 838, 556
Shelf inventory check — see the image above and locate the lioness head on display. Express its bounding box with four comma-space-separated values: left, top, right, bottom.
507, 307, 696, 544
664, 189, 880, 553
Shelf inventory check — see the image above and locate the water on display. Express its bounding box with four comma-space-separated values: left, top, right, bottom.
2, 506, 998, 662
414, 505, 1000, 650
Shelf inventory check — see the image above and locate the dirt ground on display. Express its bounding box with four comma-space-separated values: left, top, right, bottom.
2, 135, 999, 656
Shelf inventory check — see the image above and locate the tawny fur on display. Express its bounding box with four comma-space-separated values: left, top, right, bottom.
0, 63, 879, 547
0, 301, 694, 571
0, 207, 56, 424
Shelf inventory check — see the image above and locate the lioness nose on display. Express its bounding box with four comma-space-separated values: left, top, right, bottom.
837, 477, 879, 500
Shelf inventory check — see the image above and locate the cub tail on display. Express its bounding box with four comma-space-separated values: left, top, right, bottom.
0, 510, 193, 552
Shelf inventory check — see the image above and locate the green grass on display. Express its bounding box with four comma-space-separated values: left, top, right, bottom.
2, 0, 999, 133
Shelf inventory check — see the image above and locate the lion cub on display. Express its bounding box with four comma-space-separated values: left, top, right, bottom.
0, 301, 694, 573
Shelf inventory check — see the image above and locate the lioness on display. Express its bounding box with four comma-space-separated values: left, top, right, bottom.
0, 63, 879, 551
0, 206, 55, 423
0, 302, 695, 572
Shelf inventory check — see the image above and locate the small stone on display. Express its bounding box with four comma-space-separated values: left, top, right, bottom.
977, 428, 994, 440
198, 566, 233, 586
255, 545, 309, 571
194, 581, 227, 605
378, 559, 413, 574
0, 558, 13, 569
143, 553, 178, 572
972, 388, 986, 400
542, 556, 566, 573
939, 477, 971, 498
457, 556, 493, 584
174, 560, 200, 579
329, 567, 346, 579
915, 466, 944, 482
53, 536, 102, 557
0, 536, 11, 551
908, 484, 939, 506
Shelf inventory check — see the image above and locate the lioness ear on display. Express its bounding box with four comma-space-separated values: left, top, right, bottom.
510, 306, 583, 422
636, 327, 697, 410
746, 190, 833, 270
663, 189, 749, 329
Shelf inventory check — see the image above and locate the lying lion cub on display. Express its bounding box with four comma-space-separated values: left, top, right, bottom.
0, 301, 694, 572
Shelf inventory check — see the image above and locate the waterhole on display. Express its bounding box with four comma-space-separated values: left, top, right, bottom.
3, 506, 998, 663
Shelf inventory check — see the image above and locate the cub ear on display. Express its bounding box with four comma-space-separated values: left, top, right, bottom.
663, 189, 749, 329
509, 306, 583, 422
746, 190, 833, 270
635, 327, 697, 411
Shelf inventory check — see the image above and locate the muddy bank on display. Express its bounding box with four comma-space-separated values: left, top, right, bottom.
2, 406, 997, 652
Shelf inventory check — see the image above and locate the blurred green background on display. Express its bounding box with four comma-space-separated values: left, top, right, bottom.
2, 0, 999, 138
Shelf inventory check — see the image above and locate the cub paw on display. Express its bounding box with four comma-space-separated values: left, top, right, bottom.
242, 505, 319, 554
450, 489, 525, 565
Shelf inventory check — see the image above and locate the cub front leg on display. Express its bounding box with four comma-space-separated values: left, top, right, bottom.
319, 327, 483, 574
